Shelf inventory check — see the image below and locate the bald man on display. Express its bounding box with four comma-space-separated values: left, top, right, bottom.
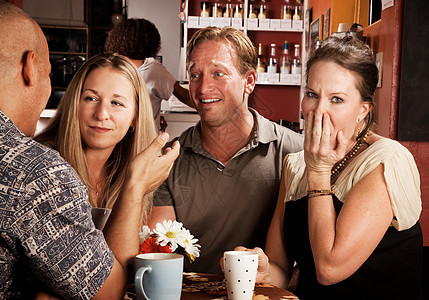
0, 2, 179, 299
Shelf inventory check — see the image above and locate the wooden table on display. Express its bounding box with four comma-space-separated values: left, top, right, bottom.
125, 272, 298, 299
181, 273, 298, 300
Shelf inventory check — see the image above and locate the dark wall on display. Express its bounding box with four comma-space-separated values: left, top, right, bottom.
398, 0, 429, 141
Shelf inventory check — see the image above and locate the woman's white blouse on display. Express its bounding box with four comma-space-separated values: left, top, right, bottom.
283, 138, 422, 231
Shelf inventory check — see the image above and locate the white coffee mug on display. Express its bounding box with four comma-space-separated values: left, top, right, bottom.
224, 251, 258, 300
134, 253, 183, 300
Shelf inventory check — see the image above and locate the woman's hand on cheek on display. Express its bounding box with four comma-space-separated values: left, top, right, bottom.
304, 111, 347, 175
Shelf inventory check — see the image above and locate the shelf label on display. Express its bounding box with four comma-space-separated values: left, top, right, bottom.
247, 18, 258, 29
268, 73, 280, 83
188, 16, 199, 27
281, 19, 292, 29
270, 19, 281, 29
259, 18, 270, 29
210, 17, 222, 27
200, 17, 210, 27
232, 18, 243, 28
280, 74, 292, 83
291, 74, 302, 84
220, 17, 231, 27
256, 72, 269, 83
292, 20, 303, 30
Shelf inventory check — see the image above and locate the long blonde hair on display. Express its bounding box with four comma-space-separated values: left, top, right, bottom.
36, 53, 157, 221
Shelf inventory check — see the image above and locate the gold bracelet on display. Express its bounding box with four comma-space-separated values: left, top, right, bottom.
307, 188, 334, 195
308, 192, 332, 198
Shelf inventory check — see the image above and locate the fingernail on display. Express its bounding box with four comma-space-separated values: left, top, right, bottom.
160, 132, 169, 142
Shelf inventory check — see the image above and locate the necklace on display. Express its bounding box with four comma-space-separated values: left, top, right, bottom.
331, 133, 368, 180
94, 180, 104, 197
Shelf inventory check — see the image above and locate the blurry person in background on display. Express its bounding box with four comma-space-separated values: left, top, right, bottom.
105, 18, 193, 132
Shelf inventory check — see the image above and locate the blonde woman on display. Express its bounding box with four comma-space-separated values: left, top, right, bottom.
36, 53, 157, 222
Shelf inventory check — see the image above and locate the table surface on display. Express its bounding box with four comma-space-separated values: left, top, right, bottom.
126, 272, 298, 300
181, 272, 298, 300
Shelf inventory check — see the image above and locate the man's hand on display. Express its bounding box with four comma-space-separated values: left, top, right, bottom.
219, 246, 270, 284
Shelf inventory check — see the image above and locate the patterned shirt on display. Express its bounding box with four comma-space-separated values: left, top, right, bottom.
0, 111, 114, 299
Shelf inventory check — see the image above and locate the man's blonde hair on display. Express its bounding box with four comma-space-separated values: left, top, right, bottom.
186, 26, 257, 76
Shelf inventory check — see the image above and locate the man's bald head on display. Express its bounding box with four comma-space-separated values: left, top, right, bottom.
0, 2, 44, 83
0, 2, 51, 136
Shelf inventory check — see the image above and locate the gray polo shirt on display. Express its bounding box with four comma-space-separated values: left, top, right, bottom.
154, 109, 303, 274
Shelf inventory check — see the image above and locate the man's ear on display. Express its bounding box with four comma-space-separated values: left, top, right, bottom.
244, 70, 256, 95
22, 51, 36, 86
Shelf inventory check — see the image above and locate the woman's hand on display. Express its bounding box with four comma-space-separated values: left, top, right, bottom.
304, 111, 348, 176
127, 132, 180, 195
219, 246, 270, 283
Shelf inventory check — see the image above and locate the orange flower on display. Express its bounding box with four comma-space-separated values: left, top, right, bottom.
139, 237, 173, 254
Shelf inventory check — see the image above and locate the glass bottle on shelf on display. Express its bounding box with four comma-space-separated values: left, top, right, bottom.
212, 2, 223, 18
281, 0, 292, 20
280, 41, 291, 74
258, 1, 269, 19
293, 0, 303, 20
223, 3, 233, 18
267, 44, 278, 74
291, 44, 302, 75
256, 43, 267, 73
201, 2, 211, 17
248, 3, 257, 18
233, 2, 243, 18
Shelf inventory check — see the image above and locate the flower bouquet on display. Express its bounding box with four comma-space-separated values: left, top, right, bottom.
139, 220, 201, 262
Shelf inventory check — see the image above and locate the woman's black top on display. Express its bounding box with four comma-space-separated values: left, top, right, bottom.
284, 195, 423, 300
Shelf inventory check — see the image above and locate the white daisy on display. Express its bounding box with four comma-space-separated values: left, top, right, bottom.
139, 225, 152, 244
153, 220, 186, 252
182, 229, 201, 260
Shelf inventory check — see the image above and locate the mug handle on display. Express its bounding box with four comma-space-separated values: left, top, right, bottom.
135, 266, 152, 300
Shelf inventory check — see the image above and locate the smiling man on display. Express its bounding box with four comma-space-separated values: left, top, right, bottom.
149, 27, 303, 274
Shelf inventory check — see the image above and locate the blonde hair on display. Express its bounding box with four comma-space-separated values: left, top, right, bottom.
186, 26, 257, 76
36, 53, 157, 221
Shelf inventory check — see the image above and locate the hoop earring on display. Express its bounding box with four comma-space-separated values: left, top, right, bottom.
129, 126, 135, 133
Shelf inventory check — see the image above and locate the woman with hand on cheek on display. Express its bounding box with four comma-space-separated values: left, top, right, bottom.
236, 36, 422, 299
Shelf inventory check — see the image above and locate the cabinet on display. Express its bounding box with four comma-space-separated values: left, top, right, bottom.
41, 25, 88, 108
85, 0, 118, 57
181, 0, 305, 124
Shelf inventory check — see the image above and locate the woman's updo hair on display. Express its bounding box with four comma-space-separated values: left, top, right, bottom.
306, 36, 379, 139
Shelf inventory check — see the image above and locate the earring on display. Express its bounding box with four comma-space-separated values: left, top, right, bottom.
356, 118, 361, 139
129, 126, 135, 133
